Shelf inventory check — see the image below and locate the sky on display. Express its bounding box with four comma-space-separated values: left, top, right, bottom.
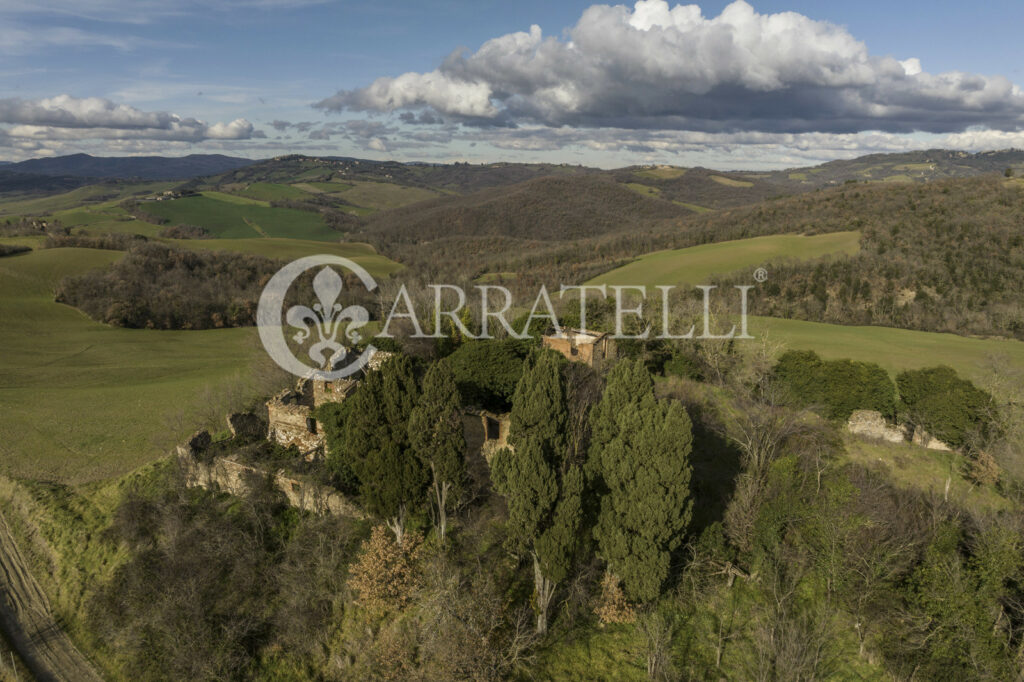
1, 0, 1023, 169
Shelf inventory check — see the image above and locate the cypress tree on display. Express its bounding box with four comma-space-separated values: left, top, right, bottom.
336, 354, 426, 545
590, 358, 693, 603
492, 350, 582, 634
408, 362, 466, 545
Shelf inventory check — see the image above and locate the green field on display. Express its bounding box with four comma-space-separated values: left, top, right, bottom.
586, 231, 861, 287
673, 200, 711, 213
0, 182, 174, 216
754, 316, 1024, 386
0, 248, 265, 483
144, 193, 337, 240
633, 166, 686, 180
235, 182, 315, 202
623, 182, 661, 197
332, 181, 439, 211
300, 181, 355, 193
162, 237, 404, 277
710, 175, 754, 188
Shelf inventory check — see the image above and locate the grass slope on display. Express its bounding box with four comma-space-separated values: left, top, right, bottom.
0, 182, 174, 216
235, 182, 314, 202
586, 231, 861, 287
754, 316, 1024, 386
144, 194, 337, 240
333, 180, 440, 212
0, 248, 262, 483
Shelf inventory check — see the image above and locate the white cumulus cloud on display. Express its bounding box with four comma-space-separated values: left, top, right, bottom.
316, 0, 1024, 135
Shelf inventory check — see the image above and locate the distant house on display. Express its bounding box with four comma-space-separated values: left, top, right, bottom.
541, 328, 616, 370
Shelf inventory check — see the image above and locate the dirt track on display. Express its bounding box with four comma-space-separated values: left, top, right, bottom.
0, 509, 102, 682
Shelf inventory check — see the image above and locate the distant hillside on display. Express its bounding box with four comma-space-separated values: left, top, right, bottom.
693, 175, 1024, 339
0, 170, 95, 196
755, 148, 1024, 189
5, 153, 256, 181
204, 154, 596, 194
368, 174, 689, 242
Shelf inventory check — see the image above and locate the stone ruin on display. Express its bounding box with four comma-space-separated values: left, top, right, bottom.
846, 409, 953, 451
846, 410, 907, 444
542, 328, 617, 370
265, 350, 395, 461
175, 346, 516, 516
462, 408, 512, 464
176, 425, 365, 519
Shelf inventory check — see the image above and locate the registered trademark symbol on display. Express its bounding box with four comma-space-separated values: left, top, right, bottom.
753, 267, 768, 283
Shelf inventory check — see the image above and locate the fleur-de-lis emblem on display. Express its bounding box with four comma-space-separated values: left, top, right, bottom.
285, 267, 369, 370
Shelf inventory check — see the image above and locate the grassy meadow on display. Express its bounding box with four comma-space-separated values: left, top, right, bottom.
753, 316, 1024, 386
0, 248, 266, 483
586, 231, 861, 288
144, 193, 337, 240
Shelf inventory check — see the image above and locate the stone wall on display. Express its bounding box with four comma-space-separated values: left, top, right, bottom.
312, 377, 358, 408
846, 410, 906, 443
845, 409, 954, 452
266, 398, 322, 453
176, 437, 364, 519
911, 427, 953, 452
462, 408, 511, 463
541, 332, 615, 370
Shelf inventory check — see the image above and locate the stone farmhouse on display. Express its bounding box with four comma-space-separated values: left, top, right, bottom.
542, 328, 617, 370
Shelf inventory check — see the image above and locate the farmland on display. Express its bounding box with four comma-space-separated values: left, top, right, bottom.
585, 231, 862, 288
0, 248, 265, 483
143, 193, 338, 240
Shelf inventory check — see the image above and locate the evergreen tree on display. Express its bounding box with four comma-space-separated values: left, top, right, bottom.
408, 362, 466, 545
333, 354, 425, 545
492, 350, 583, 634
590, 359, 693, 603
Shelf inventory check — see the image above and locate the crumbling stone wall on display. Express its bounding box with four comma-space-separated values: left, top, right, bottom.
176, 433, 365, 518
312, 377, 358, 408
846, 410, 907, 443
845, 409, 954, 451
911, 427, 953, 452
541, 330, 616, 370
266, 392, 322, 456
462, 408, 511, 463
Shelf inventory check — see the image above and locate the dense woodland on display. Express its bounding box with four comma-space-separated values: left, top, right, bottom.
54, 243, 282, 329
83, 334, 1024, 680
712, 177, 1024, 339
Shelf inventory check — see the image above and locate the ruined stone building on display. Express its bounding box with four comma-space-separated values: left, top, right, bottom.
265, 347, 515, 470
266, 350, 393, 460
542, 328, 616, 370
462, 408, 511, 464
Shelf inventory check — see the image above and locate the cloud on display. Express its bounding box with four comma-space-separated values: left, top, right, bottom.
0, 0, 330, 24
0, 24, 184, 55
316, 0, 1024, 135
0, 95, 256, 142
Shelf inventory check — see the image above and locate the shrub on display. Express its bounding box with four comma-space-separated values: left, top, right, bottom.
773, 350, 896, 421
442, 339, 529, 411
0, 243, 30, 257
159, 223, 211, 239
896, 365, 994, 449
347, 525, 424, 613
